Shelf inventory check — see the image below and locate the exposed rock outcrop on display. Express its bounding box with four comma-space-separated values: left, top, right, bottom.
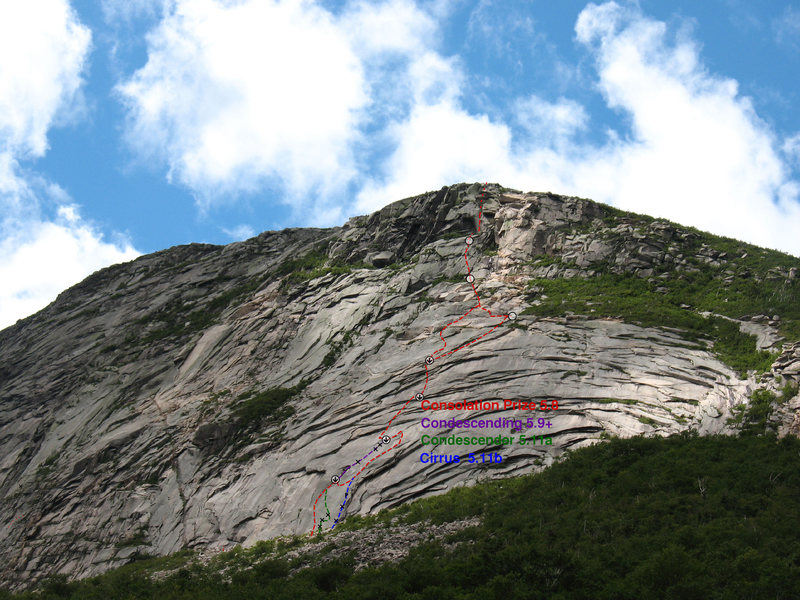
0, 183, 796, 590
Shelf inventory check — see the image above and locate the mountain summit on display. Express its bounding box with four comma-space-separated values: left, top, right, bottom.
1, 183, 799, 589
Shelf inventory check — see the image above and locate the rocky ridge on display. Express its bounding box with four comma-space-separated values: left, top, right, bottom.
0, 183, 798, 589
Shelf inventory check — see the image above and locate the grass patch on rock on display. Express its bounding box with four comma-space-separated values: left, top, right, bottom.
524, 273, 779, 374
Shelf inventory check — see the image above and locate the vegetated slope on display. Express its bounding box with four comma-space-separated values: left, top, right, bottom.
2, 433, 799, 599
0, 183, 799, 589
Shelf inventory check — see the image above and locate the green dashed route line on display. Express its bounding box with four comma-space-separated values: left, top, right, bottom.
310, 183, 514, 537
316, 489, 331, 535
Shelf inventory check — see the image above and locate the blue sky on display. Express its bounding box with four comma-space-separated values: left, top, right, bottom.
1, 0, 800, 329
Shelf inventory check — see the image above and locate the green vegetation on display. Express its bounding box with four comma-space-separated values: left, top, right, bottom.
560, 369, 587, 379
672, 396, 700, 406
209, 389, 231, 402
6, 434, 800, 599
277, 250, 373, 287
321, 328, 361, 368
521, 207, 799, 373
523, 273, 779, 373
780, 381, 799, 403
115, 529, 148, 549
196, 382, 310, 454
135, 274, 269, 344
729, 389, 777, 435
232, 381, 309, 431
431, 274, 469, 286
682, 233, 800, 339
525, 254, 561, 268
729, 382, 800, 435
592, 397, 638, 405
35, 453, 58, 480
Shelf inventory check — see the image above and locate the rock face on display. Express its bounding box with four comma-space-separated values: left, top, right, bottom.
0, 183, 796, 589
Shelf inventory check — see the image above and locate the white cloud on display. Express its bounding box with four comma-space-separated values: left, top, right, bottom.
114, 0, 800, 255
784, 133, 800, 167
0, 177, 139, 330
0, 1, 91, 157
343, 0, 436, 56
513, 95, 588, 147
774, 6, 800, 48
568, 1, 800, 250
102, 0, 164, 24
0, 0, 141, 329
117, 0, 371, 202
222, 224, 255, 241
116, 0, 447, 214
355, 100, 515, 210
358, 1, 800, 255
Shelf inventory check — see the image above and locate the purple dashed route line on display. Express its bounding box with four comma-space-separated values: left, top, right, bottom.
339, 441, 384, 477
310, 183, 511, 537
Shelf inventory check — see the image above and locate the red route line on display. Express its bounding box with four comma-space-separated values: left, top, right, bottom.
345, 431, 403, 483
311, 432, 403, 532
432, 304, 479, 358
6, 514, 23, 528
380, 367, 429, 438
477, 182, 485, 232
438, 317, 507, 358
432, 236, 507, 358
310, 183, 504, 537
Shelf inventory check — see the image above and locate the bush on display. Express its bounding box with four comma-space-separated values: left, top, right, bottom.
233, 387, 298, 425
231, 380, 310, 434
9, 434, 800, 599
730, 388, 777, 434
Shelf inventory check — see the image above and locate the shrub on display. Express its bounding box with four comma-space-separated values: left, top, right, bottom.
8, 435, 800, 599
232, 380, 309, 428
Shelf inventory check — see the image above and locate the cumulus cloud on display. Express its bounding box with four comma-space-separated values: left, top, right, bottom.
101, 0, 164, 24
117, 0, 371, 203
116, 0, 800, 255
222, 224, 256, 241
0, 1, 140, 329
116, 0, 444, 219
0, 179, 139, 329
358, 1, 800, 255
355, 100, 515, 210
774, 6, 800, 48
513, 95, 588, 148
343, 0, 436, 56
784, 133, 800, 167
0, 1, 91, 157
568, 1, 800, 249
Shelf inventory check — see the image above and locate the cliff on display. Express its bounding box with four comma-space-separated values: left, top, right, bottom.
1, 182, 798, 589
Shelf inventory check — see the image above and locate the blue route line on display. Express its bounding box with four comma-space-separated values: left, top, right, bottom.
313, 184, 505, 536
332, 479, 354, 529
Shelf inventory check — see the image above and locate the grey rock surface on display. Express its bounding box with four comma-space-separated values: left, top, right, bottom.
0, 182, 795, 589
